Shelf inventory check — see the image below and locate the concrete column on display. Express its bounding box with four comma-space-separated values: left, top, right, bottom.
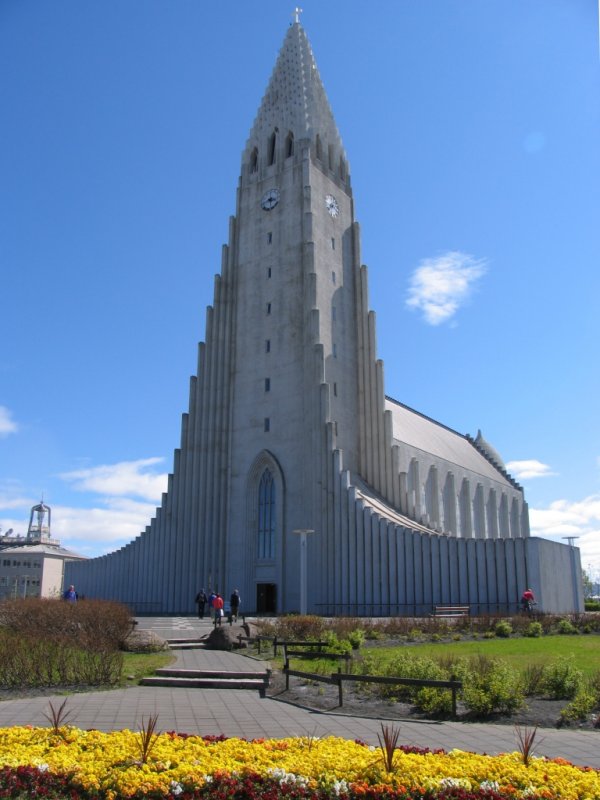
347, 486, 358, 612
460, 478, 473, 538
404, 531, 415, 614
499, 493, 510, 538
368, 314, 379, 490
487, 489, 499, 539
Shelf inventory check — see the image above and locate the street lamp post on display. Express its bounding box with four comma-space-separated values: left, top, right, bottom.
292, 529, 315, 615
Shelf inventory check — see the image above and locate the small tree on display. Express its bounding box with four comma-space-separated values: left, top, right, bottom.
582, 569, 593, 599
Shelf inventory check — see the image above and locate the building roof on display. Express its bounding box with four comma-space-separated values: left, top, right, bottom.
245, 21, 345, 159
385, 396, 521, 490
0, 543, 86, 559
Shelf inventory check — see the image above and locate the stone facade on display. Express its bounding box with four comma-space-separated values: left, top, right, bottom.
65, 22, 582, 616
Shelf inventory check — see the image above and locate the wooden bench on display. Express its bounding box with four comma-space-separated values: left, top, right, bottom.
431, 605, 470, 618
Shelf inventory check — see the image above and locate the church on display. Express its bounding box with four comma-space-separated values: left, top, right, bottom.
66, 18, 582, 616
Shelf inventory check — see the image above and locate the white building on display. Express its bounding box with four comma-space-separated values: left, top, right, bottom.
65, 19, 582, 616
0, 501, 85, 600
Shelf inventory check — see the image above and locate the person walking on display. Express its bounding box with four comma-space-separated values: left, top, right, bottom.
63, 584, 77, 602
195, 588, 207, 619
213, 593, 224, 626
230, 589, 240, 622
208, 590, 217, 622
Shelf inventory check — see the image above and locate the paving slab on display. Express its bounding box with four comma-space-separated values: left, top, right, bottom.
0, 617, 597, 769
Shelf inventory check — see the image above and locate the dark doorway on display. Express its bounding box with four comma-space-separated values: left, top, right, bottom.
256, 583, 277, 613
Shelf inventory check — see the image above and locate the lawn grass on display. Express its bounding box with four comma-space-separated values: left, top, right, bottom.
280, 635, 600, 679
120, 651, 175, 686
362, 635, 600, 678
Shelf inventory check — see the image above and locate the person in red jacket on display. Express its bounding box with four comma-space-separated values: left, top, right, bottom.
213, 593, 224, 626
521, 588, 536, 613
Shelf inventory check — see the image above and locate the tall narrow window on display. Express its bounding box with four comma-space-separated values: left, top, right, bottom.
315, 134, 323, 161
285, 131, 294, 158
332, 306, 337, 321
332, 271, 336, 284
267, 232, 272, 244
265, 378, 271, 392
250, 147, 258, 173
333, 382, 338, 397
265, 339, 271, 353
333, 343, 337, 358
267, 267, 272, 278
339, 157, 346, 180
331, 237, 335, 250
264, 417, 270, 432
328, 144, 335, 170
257, 469, 275, 559
266, 302, 271, 315
268, 131, 277, 166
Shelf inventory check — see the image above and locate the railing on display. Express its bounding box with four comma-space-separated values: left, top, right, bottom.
314, 602, 524, 617
281, 642, 462, 716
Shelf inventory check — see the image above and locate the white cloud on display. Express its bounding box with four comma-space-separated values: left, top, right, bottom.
0, 406, 18, 437
530, 495, 600, 573
51, 498, 160, 553
505, 459, 556, 480
0, 491, 32, 512
406, 251, 487, 325
59, 458, 168, 502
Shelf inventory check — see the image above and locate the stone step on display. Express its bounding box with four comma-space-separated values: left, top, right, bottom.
139, 676, 268, 691
155, 668, 267, 680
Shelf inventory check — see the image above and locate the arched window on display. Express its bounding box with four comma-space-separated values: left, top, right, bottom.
257, 469, 276, 559
315, 134, 323, 161
268, 131, 277, 166
250, 147, 258, 173
285, 131, 294, 158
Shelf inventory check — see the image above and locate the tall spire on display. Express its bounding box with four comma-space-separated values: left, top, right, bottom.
244, 20, 345, 165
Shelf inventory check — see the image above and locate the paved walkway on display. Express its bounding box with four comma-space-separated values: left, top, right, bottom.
0, 617, 598, 768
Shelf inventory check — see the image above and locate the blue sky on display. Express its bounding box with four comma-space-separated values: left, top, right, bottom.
1, 1, 599, 578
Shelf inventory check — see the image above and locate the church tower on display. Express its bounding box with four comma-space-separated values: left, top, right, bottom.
225, 19, 362, 612
65, 18, 582, 615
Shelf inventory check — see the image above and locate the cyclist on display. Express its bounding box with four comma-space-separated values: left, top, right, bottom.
521, 588, 536, 613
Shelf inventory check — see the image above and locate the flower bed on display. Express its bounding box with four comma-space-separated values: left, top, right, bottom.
0, 727, 599, 800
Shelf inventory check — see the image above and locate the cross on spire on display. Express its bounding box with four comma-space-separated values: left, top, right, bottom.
293, 7, 303, 24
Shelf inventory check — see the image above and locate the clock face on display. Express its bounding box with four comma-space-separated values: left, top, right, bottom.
325, 194, 339, 217
261, 188, 280, 210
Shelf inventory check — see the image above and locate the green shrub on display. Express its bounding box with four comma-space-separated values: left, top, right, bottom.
0, 630, 122, 687
323, 631, 352, 655
364, 627, 384, 640
414, 685, 454, 715
555, 618, 578, 635
522, 663, 545, 696
461, 656, 524, 717
346, 629, 365, 650
541, 657, 583, 699
482, 631, 495, 639
560, 690, 597, 722
584, 600, 600, 612
524, 621, 543, 638
379, 652, 443, 701
494, 620, 512, 638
